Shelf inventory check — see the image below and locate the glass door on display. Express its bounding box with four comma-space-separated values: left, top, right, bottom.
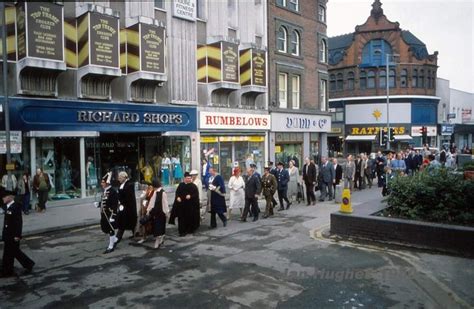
219, 142, 233, 181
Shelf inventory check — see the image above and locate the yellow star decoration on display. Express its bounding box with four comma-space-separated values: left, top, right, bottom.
373, 109, 382, 121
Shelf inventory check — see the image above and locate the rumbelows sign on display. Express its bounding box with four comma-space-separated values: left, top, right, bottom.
77, 111, 183, 124
200, 112, 270, 130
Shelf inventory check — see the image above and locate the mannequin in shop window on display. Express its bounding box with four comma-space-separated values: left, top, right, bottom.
152, 154, 162, 178
161, 152, 171, 186
86, 156, 98, 192
141, 161, 154, 184
60, 155, 72, 193
138, 156, 145, 181
172, 155, 183, 184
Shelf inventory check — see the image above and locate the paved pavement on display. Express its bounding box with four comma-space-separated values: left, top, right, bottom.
1, 186, 473, 308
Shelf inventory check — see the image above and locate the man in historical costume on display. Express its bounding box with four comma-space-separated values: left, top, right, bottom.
302, 157, 317, 206
1, 190, 35, 277
116, 171, 137, 243
97, 172, 119, 254
207, 168, 227, 228
261, 166, 277, 218
241, 164, 261, 222
146, 179, 170, 249
169, 172, 200, 236
275, 162, 291, 211
268, 161, 279, 208
190, 169, 205, 220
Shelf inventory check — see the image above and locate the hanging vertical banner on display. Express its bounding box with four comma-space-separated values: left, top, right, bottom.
140, 23, 165, 74
221, 41, 239, 83
252, 49, 266, 86
0, 4, 17, 61
207, 42, 221, 83
17, 2, 64, 61
126, 23, 139, 73
64, 17, 77, 68
197, 44, 207, 83
239, 49, 251, 86
89, 12, 119, 68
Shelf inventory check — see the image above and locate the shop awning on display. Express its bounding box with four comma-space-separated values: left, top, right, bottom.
394, 135, 413, 141
345, 135, 376, 141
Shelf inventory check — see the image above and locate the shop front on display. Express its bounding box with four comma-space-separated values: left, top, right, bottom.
345, 124, 412, 154
199, 111, 270, 180
6, 97, 197, 201
270, 112, 331, 167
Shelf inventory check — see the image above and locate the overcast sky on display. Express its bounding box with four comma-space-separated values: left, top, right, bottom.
327, 0, 474, 93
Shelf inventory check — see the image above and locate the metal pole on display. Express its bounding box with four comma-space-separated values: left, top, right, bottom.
386, 53, 390, 151
1, 2, 13, 190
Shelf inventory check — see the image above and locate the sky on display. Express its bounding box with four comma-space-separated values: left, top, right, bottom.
327, 0, 474, 93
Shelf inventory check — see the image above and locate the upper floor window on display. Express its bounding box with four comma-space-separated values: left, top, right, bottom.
330, 108, 344, 122
336, 73, 343, 91
289, 0, 299, 11
389, 69, 396, 88
290, 30, 300, 56
329, 74, 336, 91
361, 39, 392, 67
360, 70, 367, 89
400, 69, 408, 88
320, 79, 327, 111
347, 71, 355, 90
319, 39, 327, 63
419, 69, 425, 88
318, 5, 326, 23
367, 70, 375, 89
155, 0, 164, 9
412, 69, 418, 88
277, 26, 287, 53
279, 73, 288, 108
292, 75, 300, 109
379, 70, 386, 89
276, 0, 286, 6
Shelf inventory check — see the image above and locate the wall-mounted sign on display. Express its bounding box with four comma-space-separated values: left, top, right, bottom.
345, 125, 410, 135
173, 0, 196, 22
271, 113, 331, 133
200, 112, 270, 130
240, 49, 266, 86
411, 126, 437, 137
141, 23, 165, 74
221, 42, 239, 83
331, 127, 342, 134
0, 131, 22, 154
447, 113, 456, 119
441, 124, 454, 136
462, 108, 472, 123
17, 2, 64, 61
345, 103, 411, 125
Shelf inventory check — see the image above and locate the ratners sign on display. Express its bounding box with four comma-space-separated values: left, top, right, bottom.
200, 112, 270, 130
271, 113, 331, 132
9, 98, 197, 132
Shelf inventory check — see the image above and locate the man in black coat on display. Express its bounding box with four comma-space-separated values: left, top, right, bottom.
116, 171, 137, 242
97, 172, 119, 254
302, 157, 317, 206
1, 190, 34, 277
319, 157, 335, 201
275, 162, 291, 211
241, 164, 261, 222
332, 158, 343, 200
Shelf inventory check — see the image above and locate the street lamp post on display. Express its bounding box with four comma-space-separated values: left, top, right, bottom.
385, 53, 390, 150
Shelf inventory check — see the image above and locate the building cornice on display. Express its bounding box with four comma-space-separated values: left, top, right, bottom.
329, 95, 441, 102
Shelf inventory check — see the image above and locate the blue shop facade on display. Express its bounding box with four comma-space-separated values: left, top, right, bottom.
6, 97, 198, 200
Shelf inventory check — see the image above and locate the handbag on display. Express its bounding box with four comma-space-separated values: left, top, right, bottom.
139, 214, 152, 225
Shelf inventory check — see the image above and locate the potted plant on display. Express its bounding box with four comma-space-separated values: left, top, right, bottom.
462, 161, 474, 180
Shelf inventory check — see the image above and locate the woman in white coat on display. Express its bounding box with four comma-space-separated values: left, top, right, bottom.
287, 160, 299, 203
228, 167, 245, 219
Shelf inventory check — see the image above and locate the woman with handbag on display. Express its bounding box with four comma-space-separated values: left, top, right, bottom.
146, 179, 169, 249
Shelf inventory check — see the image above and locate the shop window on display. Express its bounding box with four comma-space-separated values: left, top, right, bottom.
347, 71, 354, 90
277, 26, 287, 53
379, 69, 386, 89
292, 75, 300, 109
336, 73, 343, 91
318, 5, 326, 23
279, 73, 288, 108
290, 30, 300, 56
400, 69, 408, 88
320, 79, 327, 111
367, 70, 375, 89
360, 70, 367, 89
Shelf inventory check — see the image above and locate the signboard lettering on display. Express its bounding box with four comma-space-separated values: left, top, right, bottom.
0, 131, 22, 154
25, 2, 63, 61
173, 0, 196, 21
77, 111, 183, 124
141, 23, 165, 73
89, 12, 119, 68
271, 113, 332, 133
349, 126, 406, 135
221, 42, 239, 83
200, 112, 270, 130
252, 50, 266, 86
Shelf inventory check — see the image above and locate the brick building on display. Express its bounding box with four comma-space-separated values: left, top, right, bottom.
328, 0, 439, 155
267, 0, 331, 167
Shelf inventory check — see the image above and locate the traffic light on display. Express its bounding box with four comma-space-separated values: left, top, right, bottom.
421, 126, 428, 144
389, 127, 395, 142
380, 129, 388, 146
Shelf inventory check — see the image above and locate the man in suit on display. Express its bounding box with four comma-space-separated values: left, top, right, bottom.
241, 164, 261, 222
302, 157, 317, 206
275, 162, 291, 211
116, 171, 137, 243
319, 157, 335, 202
1, 190, 35, 277
344, 155, 356, 192
332, 158, 343, 200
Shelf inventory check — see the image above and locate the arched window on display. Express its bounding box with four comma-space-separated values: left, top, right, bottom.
330, 74, 336, 91
277, 26, 287, 53
389, 69, 396, 88
427, 70, 431, 89
419, 69, 425, 88
400, 69, 408, 88
367, 70, 375, 88
361, 39, 392, 67
379, 69, 386, 88
347, 71, 354, 90
290, 30, 300, 56
412, 69, 418, 88
360, 70, 367, 89
336, 73, 343, 90
319, 39, 327, 63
